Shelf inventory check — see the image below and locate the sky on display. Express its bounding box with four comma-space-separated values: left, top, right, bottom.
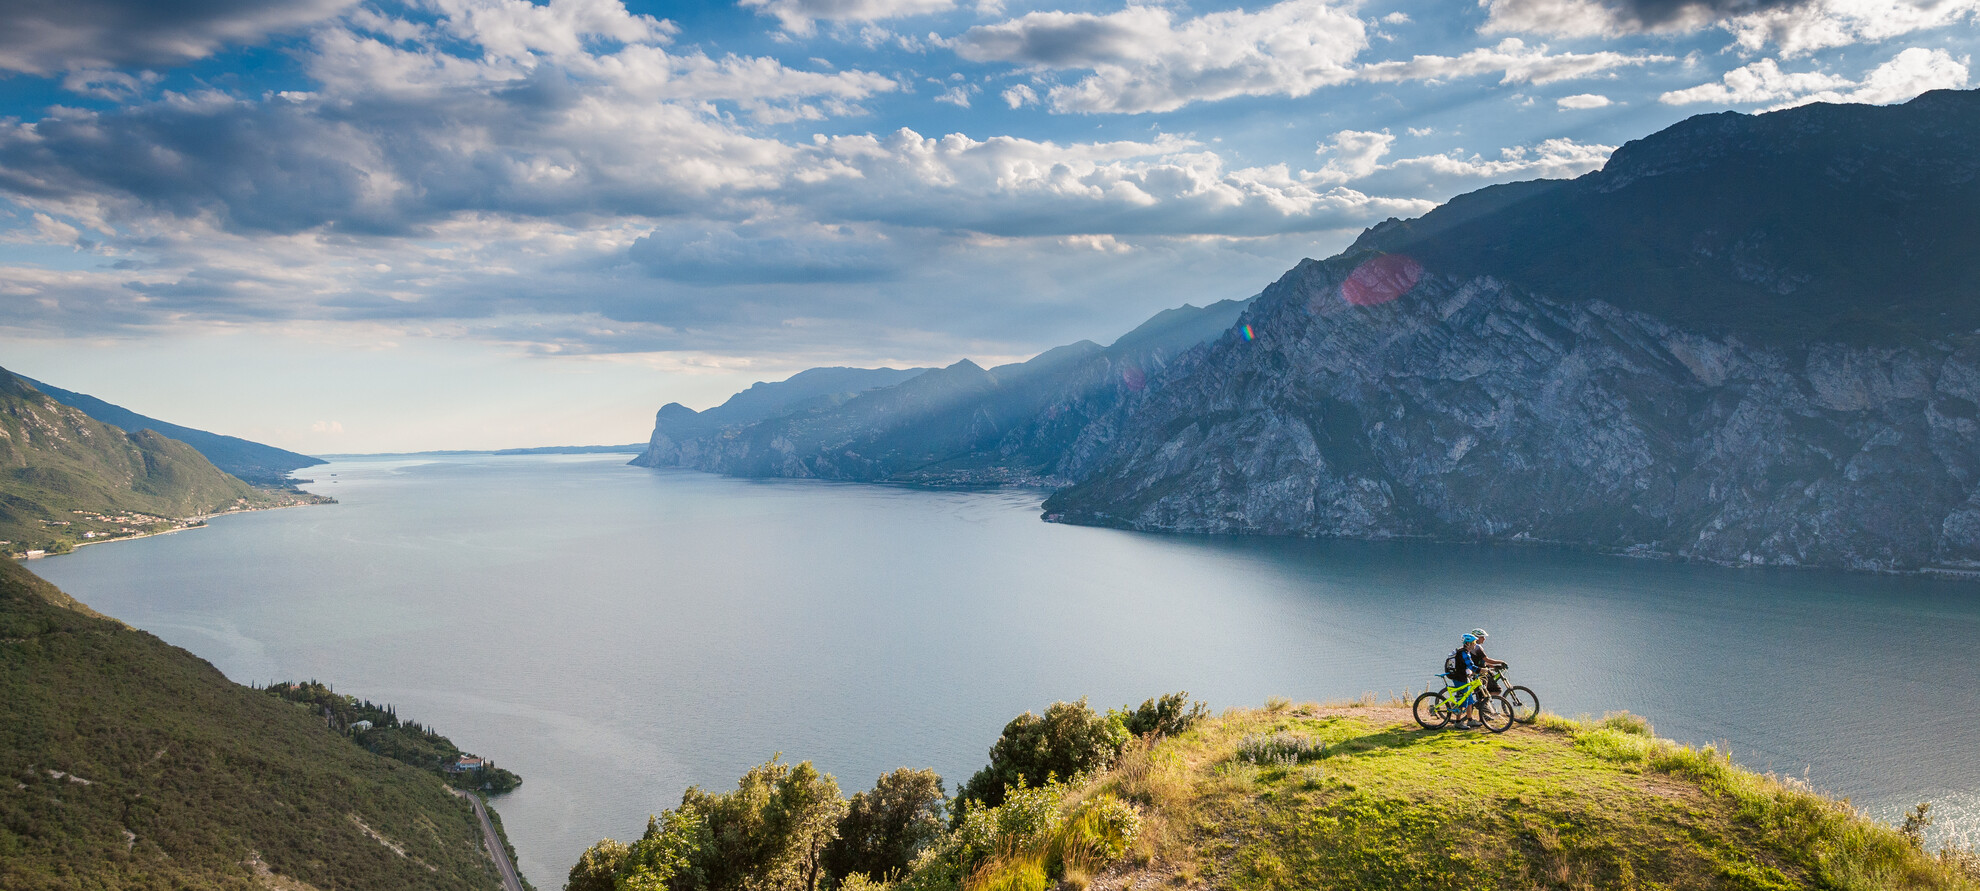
0, 0, 1974, 452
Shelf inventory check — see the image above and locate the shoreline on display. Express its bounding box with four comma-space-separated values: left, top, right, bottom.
13, 497, 328, 561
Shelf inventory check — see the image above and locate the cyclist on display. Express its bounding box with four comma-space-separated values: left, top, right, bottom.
1449, 633, 1483, 728
1466, 628, 1508, 700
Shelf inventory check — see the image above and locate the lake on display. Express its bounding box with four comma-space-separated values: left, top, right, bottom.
27, 453, 1980, 884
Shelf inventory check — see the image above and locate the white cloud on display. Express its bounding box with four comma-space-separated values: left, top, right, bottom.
1315, 129, 1396, 181
1480, 0, 1980, 55
1357, 38, 1670, 85
1002, 83, 1039, 107
1380, 11, 1413, 23
1723, 0, 1980, 55
740, 0, 956, 36
935, 84, 981, 106
1661, 47, 1968, 109
1557, 92, 1612, 108
1356, 138, 1617, 193
953, 0, 1368, 114
311, 420, 345, 434
1659, 57, 1851, 103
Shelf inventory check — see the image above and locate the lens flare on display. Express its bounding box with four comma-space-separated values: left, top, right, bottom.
1121, 365, 1146, 391
1341, 253, 1423, 307
1240, 324, 1255, 341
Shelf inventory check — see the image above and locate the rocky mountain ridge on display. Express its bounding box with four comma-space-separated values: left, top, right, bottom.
631, 297, 1253, 486
1043, 255, 1980, 571
23, 375, 324, 487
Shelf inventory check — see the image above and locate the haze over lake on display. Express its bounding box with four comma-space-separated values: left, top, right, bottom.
30, 453, 1980, 885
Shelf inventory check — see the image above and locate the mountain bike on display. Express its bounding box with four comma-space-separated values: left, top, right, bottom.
1413, 675, 1514, 733
1481, 667, 1539, 724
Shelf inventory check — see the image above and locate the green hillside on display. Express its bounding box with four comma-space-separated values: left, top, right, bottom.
572, 697, 1980, 891
0, 367, 320, 556
0, 559, 510, 891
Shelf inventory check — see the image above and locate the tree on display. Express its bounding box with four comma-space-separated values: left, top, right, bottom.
823, 768, 945, 883
679, 756, 847, 891
956, 698, 1127, 810
565, 838, 628, 891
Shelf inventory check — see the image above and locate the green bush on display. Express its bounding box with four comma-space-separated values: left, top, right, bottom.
824, 768, 946, 884
956, 699, 1127, 811
1121, 692, 1207, 739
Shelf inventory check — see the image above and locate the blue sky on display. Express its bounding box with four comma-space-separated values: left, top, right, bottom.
0, 0, 1974, 451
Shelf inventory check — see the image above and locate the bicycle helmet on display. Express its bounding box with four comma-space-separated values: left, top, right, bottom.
1468, 628, 1489, 641
1462, 633, 1478, 643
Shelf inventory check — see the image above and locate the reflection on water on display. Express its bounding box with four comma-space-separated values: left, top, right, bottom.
28, 454, 1980, 882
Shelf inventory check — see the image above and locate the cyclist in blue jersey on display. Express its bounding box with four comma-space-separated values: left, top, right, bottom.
1450, 633, 1483, 728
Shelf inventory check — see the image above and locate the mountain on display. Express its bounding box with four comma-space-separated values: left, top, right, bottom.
0, 558, 512, 890
1042, 90, 1980, 573
631, 366, 929, 468
1348, 90, 1980, 344
0, 368, 310, 556
632, 297, 1253, 485
22, 375, 324, 487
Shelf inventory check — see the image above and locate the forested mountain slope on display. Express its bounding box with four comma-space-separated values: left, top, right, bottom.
23, 375, 323, 486
0, 559, 510, 890
0, 368, 309, 556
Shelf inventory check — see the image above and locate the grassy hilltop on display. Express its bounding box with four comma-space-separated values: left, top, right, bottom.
573, 697, 1979, 891
0, 558, 513, 891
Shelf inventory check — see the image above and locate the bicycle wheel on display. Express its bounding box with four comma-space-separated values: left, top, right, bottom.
1413, 691, 1451, 729
1480, 696, 1515, 733
1505, 686, 1539, 724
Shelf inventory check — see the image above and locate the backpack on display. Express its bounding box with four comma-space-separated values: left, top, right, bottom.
1444, 648, 1467, 680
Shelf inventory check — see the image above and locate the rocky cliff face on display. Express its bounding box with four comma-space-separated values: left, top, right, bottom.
1043, 254, 1980, 571
1041, 90, 1980, 573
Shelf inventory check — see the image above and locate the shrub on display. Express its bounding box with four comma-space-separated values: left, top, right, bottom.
825, 768, 946, 884
565, 838, 629, 891
956, 699, 1128, 810
1120, 692, 1208, 739
1234, 732, 1326, 767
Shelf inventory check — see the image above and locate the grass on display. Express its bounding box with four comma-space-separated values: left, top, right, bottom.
1064, 702, 1980, 891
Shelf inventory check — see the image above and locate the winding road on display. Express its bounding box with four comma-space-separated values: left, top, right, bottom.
453, 789, 526, 891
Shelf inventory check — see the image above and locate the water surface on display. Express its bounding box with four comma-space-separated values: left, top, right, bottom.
29, 454, 1980, 883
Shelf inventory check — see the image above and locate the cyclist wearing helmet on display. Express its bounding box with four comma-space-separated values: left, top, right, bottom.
1465, 628, 1508, 697
1451, 633, 1484, 728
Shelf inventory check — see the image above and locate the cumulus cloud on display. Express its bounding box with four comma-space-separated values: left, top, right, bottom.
1315, 129, 1396, 181
0, 0, 358, 74
1481, 0, 1980, 55
1357, 38, 1670, 85
952, 0, 1368, 113
1661, 47, 1968, 108
0, 0, 1646, 365
1337, 138, 1618, 195
935, 84, 982, 106
740, 0, 956, 36
1557, 92, 1613, 108
798, 128, 1435, 236
949, 3, 1667, 114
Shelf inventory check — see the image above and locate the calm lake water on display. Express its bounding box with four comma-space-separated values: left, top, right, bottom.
27, 453, 1980, 883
